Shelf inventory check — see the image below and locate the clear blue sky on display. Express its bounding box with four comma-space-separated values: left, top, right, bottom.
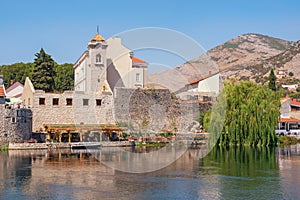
0, 0, 299, 67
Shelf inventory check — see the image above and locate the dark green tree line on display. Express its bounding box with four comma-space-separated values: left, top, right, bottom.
0, 48, 74, 91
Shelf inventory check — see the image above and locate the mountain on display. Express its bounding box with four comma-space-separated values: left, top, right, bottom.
148, 33, 296, 90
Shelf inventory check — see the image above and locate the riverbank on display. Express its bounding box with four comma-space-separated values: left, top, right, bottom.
8, 141, 134, 150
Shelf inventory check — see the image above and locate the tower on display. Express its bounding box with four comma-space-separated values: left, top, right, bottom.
86, 32, 108, 93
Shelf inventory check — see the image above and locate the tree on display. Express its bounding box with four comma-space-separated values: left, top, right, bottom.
268, 69, 277, 91
206, 81, 280, 147
0, 62, 34, 87
54, 63, 74, 91
289, 72, 294, 77
32, 48, 55, 92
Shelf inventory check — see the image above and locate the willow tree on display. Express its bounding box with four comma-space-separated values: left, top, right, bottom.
206, 81, 280, 147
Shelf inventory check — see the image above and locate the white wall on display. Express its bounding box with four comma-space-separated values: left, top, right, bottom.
197, 73, 219, 94
6, 85, 23, 98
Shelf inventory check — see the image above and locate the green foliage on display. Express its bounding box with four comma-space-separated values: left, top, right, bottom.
32, 48, 55, 92
206, 81, 280, 147
0, 145, 8, 152
289, 92, 300, 98
268, 69, 277, 91
202, 145, 278, 177
0, 49, 74, 91
0, 62, 34, 87
277, 136, 300, 146
54, 63, 74, 92
289, 72, 294, 77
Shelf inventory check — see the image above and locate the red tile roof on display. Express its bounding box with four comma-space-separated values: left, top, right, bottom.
189, 72, 218, 85
132, 56, 146, 63
290, 98, 300, 107
0, 85, 5, 97
279, 118, 300, 123
5, 82, 23, 93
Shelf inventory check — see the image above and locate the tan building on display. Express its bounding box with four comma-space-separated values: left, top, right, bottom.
22, 32, 148, 135
74, 32, 148, 94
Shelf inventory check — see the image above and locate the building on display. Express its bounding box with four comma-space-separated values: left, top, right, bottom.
0, 76, 32, 145
175, 72, 220, 101
276, 98, 300, 135
73, 33, 148, 93
5, 81, 24, 99
22, 32, 148, 139
0, 75, 6, 104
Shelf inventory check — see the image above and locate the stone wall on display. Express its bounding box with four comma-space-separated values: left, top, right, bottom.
0, 105, 32, 145
30, 90, 115, 131
114, 88, 201, 134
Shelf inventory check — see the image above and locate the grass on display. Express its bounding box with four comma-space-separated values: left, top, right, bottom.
136, 142, 165, 147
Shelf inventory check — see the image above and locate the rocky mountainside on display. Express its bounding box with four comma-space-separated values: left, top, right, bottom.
148, 33, 298, 90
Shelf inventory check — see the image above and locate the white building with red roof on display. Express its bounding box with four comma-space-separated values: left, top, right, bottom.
73, 32, 148, 94
0, 75, 6, 104
5, 81, 24, 99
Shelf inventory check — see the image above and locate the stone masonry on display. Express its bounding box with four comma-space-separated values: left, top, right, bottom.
114, 88, 200, 134
0, 104, 32, 145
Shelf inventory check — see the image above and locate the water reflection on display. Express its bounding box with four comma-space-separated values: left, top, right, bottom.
0, 145, 299, 199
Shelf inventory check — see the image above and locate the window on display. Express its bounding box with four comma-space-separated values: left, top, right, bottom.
53, 98, 59, 106
136, 73, 140, 82
83, 99, 89, 106
96, 99, 102, 106
39, 98, 45, 105
96, 54, 101, 63
66, 98, 73, 106
11, 117, 16, 123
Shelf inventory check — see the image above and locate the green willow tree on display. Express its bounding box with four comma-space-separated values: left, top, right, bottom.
268, 68, 277, 91
206, 81, 280, 147
32, 48, 55, 92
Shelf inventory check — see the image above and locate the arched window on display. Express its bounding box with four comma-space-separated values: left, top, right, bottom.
96, 54, 101, 63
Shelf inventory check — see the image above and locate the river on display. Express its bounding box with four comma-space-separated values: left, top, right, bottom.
0, 144, 299, 200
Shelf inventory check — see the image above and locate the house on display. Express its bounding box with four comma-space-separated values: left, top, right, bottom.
0, 76, 32, 145
276, 98, 300, 135
276, 67, 288, 79
74, 33, 148, 94
5, 81, 24, 99
0, 75, 6, 104
175, 72, 220, 101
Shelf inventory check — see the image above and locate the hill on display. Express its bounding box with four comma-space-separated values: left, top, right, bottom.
148, 33, 296, 90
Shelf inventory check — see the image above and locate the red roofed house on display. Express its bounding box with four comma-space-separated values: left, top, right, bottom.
5, 81, 24, 99
73, 33, 148, 93
276, 98, 300, 135
175, 72, 220, 101
0, 75, 6, 104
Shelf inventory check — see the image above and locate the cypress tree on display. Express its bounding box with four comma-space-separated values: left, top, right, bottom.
32, 48, 55, 92
268, 69, 277, 91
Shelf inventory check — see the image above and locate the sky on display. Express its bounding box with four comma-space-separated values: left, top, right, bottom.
0, 0, 300, 72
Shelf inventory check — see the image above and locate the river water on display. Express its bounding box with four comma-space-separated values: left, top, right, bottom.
0, 144, 299, 200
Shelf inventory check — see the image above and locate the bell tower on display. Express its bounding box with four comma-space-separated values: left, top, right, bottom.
86, 30, 108, 93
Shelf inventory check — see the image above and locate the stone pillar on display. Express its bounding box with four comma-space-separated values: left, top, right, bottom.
80, 132, 83, 142
58, 132, 62, 143
68, 131, 71, 143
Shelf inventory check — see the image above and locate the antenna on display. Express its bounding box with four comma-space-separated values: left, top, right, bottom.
97, 25, 99, 34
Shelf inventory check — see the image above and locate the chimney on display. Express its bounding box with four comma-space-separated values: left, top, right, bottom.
209, 71, 212, 75
10, 80, 14, 85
